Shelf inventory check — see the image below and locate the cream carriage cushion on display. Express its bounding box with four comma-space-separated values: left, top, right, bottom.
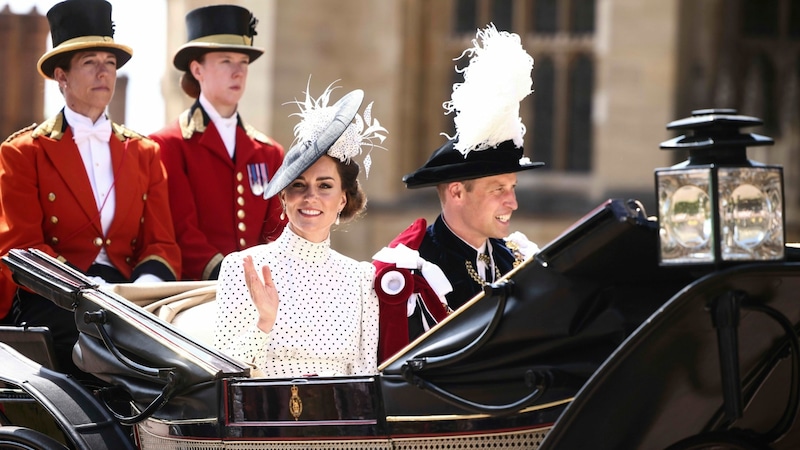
107, 281, 218, 346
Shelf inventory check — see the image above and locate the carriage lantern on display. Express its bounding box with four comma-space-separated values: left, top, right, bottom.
656, 108, 784, 267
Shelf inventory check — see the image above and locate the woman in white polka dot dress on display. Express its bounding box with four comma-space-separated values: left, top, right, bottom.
214, 83, 387, 377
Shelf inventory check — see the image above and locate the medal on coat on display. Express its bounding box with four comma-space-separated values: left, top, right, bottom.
247, 163, 269, 196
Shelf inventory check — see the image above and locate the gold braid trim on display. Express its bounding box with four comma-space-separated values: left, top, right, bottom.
135, 255, 178, 280
203, 253, 224, 280
504, 240, 526, 267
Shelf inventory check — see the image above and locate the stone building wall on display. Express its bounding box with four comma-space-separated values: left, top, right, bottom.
0, 6, 48, 140
158, 0, 800, 260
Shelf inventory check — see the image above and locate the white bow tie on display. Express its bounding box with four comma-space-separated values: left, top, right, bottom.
72, 120, 112, 146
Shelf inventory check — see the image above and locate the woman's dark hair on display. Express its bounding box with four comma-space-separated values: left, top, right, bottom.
335, 157, 366, 223
51, 52, 74, 73
180, 71, 201, 98
180, 54, 206, 98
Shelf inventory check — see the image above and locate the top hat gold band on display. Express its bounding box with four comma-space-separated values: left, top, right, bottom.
190, 34, 253, 47
58, 35, 116, 46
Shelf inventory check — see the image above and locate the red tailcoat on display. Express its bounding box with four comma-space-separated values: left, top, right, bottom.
0, 112, 181, 318
149, 103, 286, 280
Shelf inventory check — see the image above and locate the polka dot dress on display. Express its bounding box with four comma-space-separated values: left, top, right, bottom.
214, 225, 380, 377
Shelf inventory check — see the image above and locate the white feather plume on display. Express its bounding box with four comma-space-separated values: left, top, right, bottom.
443, 24, 534, 156
289, 79, 387, 178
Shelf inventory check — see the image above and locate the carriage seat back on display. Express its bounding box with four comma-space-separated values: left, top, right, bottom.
106, 281, 217, 346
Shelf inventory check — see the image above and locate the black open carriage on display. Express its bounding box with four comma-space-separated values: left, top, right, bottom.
1, 110, 800, 449
0, 198, 682, 449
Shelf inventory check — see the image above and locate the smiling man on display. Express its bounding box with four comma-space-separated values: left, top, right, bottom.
372, 25, 543, 361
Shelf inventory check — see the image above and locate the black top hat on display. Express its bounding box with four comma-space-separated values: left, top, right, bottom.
402, 139, 544, 189
173, 5, 265, 72
37, 0, 133, 80
262, 89, 365, 200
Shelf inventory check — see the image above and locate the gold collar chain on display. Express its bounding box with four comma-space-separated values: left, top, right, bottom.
465, 260, 502, 287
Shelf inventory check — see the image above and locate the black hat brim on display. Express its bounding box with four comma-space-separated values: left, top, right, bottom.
173, 44, 264, 72
262, 89, 365, 199
402, 139, 545, 189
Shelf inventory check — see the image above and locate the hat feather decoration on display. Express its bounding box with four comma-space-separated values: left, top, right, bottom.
443, 23, 534, 156
290, 80, 388, 177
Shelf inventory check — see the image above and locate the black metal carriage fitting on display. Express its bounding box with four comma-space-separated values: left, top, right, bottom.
83, 309, 175, 379
403, 280, 515, 372
740, 302, 800, 444
99, 371, 180, 426
660, 108, 773, 165
83, 308, 182, 424
707, 291, 800, 445
399, 280, 548, 415
711, 290, 745, 421
400, 365, 547, 416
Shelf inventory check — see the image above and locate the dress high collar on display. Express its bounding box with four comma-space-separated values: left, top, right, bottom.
276, 225, 331, 263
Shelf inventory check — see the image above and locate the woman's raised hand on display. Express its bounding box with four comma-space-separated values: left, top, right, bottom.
242, 255, 279, 333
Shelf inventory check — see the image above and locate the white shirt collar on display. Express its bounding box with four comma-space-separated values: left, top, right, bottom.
199, 94, 238, 158
64, 105, 110, 131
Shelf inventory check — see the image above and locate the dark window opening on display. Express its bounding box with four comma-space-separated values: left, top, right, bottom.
741, 0, 779, 37
757, 54, 778, 136
455, 0, 478, 34
531, 56, 555, 169
571, 0, 596, 34
531, 0, 558, 34
490, 0, 513, 33
567, 55, 594, 172
789, 0, 800, 38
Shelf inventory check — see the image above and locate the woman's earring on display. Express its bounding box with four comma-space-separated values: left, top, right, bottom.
335, 210, 341, 226
280, 204, 286, 221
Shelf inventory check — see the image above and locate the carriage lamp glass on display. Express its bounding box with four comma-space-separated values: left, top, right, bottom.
657, 166, 784, 265
657, 168, 714, 264
718, 166, 783, 261
656, 109, 784, 267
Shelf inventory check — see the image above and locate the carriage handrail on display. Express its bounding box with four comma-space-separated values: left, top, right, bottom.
400, 365, 547, 415
83, 309, 176, 379
394, 280, 546, 415
98, 371, 181, 425
399, 280, 513, 373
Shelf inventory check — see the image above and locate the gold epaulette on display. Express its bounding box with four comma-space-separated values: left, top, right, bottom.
505, 239, 525, 267
112, 123, 153, 143
4, 123, 37, 143
31, 113, 66, 140
179, 107, 206, 139
243, 122, 274, 145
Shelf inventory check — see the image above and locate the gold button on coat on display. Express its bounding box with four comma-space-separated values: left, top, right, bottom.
237, 209, 245, 219
51, 237, 59, 244
142, 193, 148, 201
48, 192, 56, 201
93, 237, 103, 247
237, 197, 245, 206
237, 185, 244, 194
239, 238, 246, 247
237, 172, 244, 181
50, 216, 58, 224
238, 222, 246, 232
